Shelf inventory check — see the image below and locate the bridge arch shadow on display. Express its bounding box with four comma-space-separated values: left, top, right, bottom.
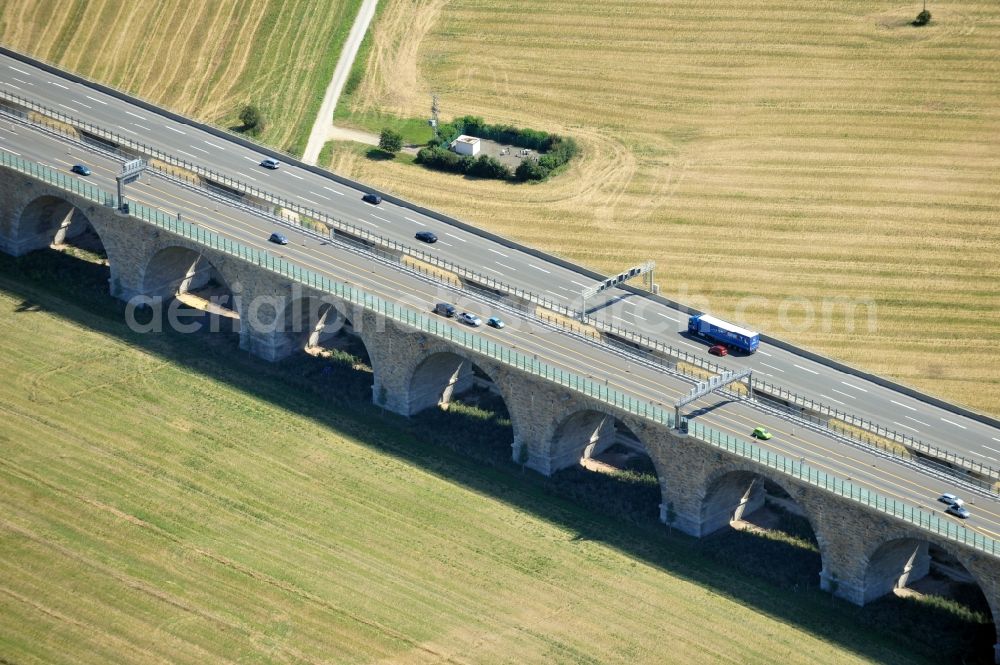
545, 409, 665, 524
9, 194, 114, 296
405, 351, 515, 465
859, 536, 996, 661
697, 468, 825, 590
140, 245, 239, 337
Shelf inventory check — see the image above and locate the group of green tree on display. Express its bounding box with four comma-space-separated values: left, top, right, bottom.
378, 115, 577, 183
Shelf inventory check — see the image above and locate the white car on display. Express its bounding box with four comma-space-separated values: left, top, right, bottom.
458, 312, 482, 327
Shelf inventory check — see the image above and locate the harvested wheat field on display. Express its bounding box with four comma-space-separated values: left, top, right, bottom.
0, 0, 360, 153
333, 0, 1000, 415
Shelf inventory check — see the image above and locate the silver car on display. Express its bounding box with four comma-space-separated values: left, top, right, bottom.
458, 312, 482, 327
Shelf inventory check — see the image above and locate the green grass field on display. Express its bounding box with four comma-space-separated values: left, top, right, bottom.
0, 249, 974, 664
331, 0, 1000, 416
0, 0, 361, 154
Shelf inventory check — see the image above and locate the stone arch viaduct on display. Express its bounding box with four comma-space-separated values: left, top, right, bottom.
4, 165, 1000, 660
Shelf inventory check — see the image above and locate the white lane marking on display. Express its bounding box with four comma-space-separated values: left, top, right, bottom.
756, 350, 772, 356
0, 148, 22, 156
243, 156, 259, 163
488, 248, 509, 257
570, 280, 588, 287
189, 145, 210, 154
984, 445, 1000, 455
125, 110, 146, 120
445, 232, 466, 242
85, 95, 107, 105
759, 362, 784, 372
323, 186, 344, 196
74, 100, 92, 109
676, 340, 700, 350
478, 265, 503, 275
495, 262, 516, 272
204, 140, 225, 150
438, 240, 453, 247
286, 172, 304, 180
12, 77, 29, 85
657, 312, 678, 321
133, 123, 151, 131
313, 192, 330, 201
906, 415, 931, 427
612, 316, 628, 323
8, 65, 30, 75
633, 314, 649, 321
840, 381, 868, 393
793, 363, 820, 375
48, 80, 69, 90
57, 103, 80, 112
528, 264, 551, 274
831, 388, 856, 399
546, 290, 561, 297
994, 437, 1000, 443
940, 417, 967, 430
119, 125, 137, 134
300, 197, 319, 206
821, 393, 846, 406
176, 149, 198, 158
235, 171, 257, 181
404, 216, 424, 226
371, 214, 392, 224
164, 125, 186, 134
890, 399, 917, 411
3, 82, 21, 90
893, 421, 920, 433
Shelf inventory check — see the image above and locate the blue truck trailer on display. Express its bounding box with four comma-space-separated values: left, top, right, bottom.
687, 314, 760, 353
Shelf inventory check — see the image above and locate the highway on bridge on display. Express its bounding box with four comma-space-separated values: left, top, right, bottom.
2, 51, 998, 466
5, 115, 1000, 546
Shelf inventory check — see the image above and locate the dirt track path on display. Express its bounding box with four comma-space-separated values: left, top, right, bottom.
302, 0, 379, 164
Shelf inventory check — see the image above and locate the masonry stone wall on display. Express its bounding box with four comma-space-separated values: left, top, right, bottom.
4, 166, 1000, 660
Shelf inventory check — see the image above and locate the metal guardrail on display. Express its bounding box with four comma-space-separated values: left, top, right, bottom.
4, 89, 998, 485
6, 147, 998, 558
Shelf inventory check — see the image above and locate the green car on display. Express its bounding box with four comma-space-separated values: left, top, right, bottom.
752, 427, 773, 440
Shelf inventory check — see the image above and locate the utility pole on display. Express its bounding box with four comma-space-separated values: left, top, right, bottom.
430, 94, 440, 140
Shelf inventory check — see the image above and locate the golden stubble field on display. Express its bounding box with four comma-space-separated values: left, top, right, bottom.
333, 0, 1000, 416
0, 0, 360, 153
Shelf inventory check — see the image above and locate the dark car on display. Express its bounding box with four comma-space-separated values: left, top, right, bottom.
268, 232, 288, 245
260, 157, 280, 169
487, 316, 505, 329
415, 231, 438, 244
708, 344, 728, 357
70, 164, 91, 176
434, 302, 456, 317
362, 193, 382, 205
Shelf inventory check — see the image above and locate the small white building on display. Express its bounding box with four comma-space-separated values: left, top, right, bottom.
450, 134, 481, 156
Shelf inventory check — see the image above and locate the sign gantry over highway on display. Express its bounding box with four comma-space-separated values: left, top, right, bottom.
675, 368, 753, 429
116, 158, 146, 212
580, 261, 655, 315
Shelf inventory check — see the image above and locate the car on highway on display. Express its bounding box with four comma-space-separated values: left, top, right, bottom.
362, 193, 382, 205
260, 157, 280, 169
751, 426, 773, 440
938, 493, 963, 507
70, 164, 91, 176
487, 316, 505, 329
415, 231, 438, 244
458, 312, 482, 327
268, 232, 288, 245
434, 302, 456, 317
708, 344, 728, 357
946, 503, 971, 519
